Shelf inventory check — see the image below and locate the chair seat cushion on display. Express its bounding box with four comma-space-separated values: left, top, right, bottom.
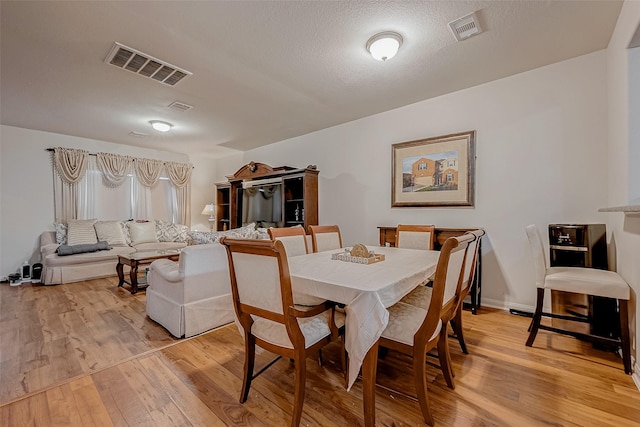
381, 302, 441, 346
252, 310, 345, 349
545, 267, 630, 300
399, 285, 432, 310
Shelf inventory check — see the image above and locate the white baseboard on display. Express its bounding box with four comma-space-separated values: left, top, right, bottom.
480, 298, 536, 313
633, 361, 640, 391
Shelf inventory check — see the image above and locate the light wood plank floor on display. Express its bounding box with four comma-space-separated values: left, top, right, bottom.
1, 278, 639, 426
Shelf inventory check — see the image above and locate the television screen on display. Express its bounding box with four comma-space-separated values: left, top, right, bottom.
240, 184, 282, 228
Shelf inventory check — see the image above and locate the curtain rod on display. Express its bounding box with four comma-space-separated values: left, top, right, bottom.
46, 147, 96, 156
45, 148, 194, 168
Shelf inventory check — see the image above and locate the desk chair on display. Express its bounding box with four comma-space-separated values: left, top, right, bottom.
221, 238, 345, 427
308, 224, 343, 252
525, 224, 631, 374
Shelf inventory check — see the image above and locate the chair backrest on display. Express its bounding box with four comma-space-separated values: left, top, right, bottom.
525, 224, 547, 287
396, 224, 435, 250
309, 225, 343, 252
460, 228, 485, 294
221, 237, 294, 324
179, 243, 232, 299
441, 233, 475, 322
417, 233, 474, 344
268, 226, 309, 256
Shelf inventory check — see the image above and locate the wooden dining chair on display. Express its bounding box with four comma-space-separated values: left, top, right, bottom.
373, 233, 474, 426
308, 224, 343, 252
396, 224, 436, 250
449, 228, 485, 353
220, 237, 345, 427
268, 226, 309, 256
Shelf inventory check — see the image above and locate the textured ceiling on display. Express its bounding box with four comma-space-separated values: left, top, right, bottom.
0, 1, 624, 158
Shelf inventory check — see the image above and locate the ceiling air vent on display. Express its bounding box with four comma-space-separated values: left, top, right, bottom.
449, 12, 483, 41
168, 101, 194, 112
104, 42, 192, 86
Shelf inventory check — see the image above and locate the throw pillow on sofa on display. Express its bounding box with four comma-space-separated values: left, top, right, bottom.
187, 223, 262, 245
54, 222, 68, 244
156, 220, 189, 242
94, 220, 128, 246
129, 221, 159, 245
67, 219, 98, 246
57, 241, 111, 256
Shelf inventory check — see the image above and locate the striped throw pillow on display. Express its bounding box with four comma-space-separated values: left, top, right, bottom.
66, 219, 98, 246
94, 221, 127, 246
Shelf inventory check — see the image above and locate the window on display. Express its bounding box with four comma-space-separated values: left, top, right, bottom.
448, 160, 456, 167
78, 157, 176, 221
447, 173, 454, 182
418, 163, 427, 171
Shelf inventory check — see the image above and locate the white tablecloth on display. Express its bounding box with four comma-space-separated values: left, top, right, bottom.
288, 245, 439, 389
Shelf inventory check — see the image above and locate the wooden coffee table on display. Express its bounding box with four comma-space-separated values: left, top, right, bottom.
117, 250, 181, 294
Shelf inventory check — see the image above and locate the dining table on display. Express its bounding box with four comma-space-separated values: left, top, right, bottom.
288, 244, 440, 426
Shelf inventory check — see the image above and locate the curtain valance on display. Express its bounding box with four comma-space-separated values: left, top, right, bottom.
96, 152, 133, 187
53, 147, 89, 184
50, 147, 193, 188
134, 158, 164, 187
165, 161, 193, 188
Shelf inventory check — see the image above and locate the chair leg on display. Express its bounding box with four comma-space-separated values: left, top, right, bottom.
413, 345, 435, 426
240, 334, 255, 403
450, 305, 468, 354
619, 299, 632, 375
526, 288, 545, 347
438, 325, 455, 389
318, 349, 323, 367
291, 352, 307, 427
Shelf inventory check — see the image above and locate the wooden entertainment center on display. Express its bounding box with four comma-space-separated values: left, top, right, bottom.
215, 162, 319, 231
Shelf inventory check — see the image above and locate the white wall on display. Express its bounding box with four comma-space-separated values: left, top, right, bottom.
0, 125, 218, 277
605, 0, 640, 383
215, 51, 610, 313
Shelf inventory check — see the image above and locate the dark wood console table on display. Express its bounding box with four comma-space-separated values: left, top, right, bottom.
377, 226, 483, 314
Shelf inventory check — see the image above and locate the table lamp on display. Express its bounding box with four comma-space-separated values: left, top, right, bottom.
201, 204, 215, 230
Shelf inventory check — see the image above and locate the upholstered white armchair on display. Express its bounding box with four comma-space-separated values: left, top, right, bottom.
146, 243, 235, 338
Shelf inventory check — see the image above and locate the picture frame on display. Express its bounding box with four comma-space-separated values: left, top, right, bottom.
391, 130, 476, 207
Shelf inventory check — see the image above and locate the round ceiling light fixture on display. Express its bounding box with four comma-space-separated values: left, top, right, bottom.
150, 120, 173, 132
366, 31, 403, 61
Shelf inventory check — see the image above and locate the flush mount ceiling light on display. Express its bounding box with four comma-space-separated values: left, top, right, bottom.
149, 120, 172, 132
366, 31, 403, 61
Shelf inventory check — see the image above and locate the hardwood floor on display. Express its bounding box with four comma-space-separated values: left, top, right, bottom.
1, 278, 639, 426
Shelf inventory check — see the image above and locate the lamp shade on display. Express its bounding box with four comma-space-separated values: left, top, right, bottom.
366, 32, 403, 61
150, 120, 173, 132
201, 204, 214, 218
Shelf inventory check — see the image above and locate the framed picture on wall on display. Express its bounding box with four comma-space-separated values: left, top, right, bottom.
391, 130, 476, 207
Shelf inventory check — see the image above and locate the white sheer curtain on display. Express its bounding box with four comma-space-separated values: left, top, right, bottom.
77, 157, 99, 220
132, 176, 153, 220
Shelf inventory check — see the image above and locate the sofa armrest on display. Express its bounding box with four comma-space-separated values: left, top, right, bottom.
41, 243, 60, 258
40, 231, 57, 247
149, 259, 182, 283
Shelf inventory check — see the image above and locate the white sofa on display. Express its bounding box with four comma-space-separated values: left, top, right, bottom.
39, 220, 188, 285
146, 243, 235, 338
